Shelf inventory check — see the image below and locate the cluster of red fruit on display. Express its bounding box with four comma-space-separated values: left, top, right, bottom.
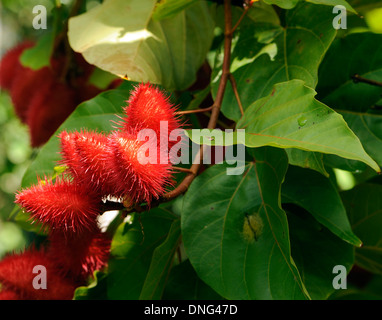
0, 83, 182, 300
0, 41, 109, 147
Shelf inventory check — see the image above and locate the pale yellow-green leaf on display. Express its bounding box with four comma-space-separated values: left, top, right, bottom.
68, 0, 214, 91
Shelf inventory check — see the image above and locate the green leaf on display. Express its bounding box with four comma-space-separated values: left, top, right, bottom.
236, 80, 380, 172
341, 183, 382, 275
306, 0, 357, 14
213, 2, 337, 121
285, 149, 329, 177
317, 33, 382, 113
287, 209, 354, 300
263, 0, 300, 9
19, 2, 65, 70
162, 260, 224, 300
73, 271, 108, 300
347, 0, 382, 13
182, 148, 310, 300
152, 0, 199, 20
68, 0, 214, 91
317, 33, 382, 168
20, 32, 54, 70
139, 218, 181, 300
340, 112, 382, 169
188, 80, 379, 172
282, 166, 362, 246
107, 208, 178, 299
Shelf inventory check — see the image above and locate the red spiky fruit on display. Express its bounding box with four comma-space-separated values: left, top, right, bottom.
10, 66, 54, 124
58, 130, 114, 196
47, 230, 111, 281
58, 130, 83, 179
0, 41, 34, 91
15, 177, 102, 234
106, 130, 173, 204
27, 82, 78, 147
0, 249, 77, 300
121, 83, 182, 149
0, 42, 106, 147
0, 288, 21, 300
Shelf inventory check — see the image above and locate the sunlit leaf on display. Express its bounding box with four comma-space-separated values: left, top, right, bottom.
68, 0, 214, 91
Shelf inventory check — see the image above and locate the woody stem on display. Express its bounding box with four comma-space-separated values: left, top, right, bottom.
352, 74, 382, 88
163, 0, 233, 200
175, 106, 213, 115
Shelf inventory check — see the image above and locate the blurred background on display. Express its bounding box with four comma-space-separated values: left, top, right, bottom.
0, 0, 62, 258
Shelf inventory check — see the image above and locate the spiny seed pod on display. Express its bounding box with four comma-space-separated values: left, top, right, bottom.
27, 82, 78, 147
121, 83, 182, 149
0, 248, 76, 300
0, 288, 21, 300
59, 129, 115, 196
106, 131, 173, 205
0, 41, 34, 91
59, 130, 84, 179
47, 229, 111, 281
0, 42, 106, 147
15, 177, 102, 234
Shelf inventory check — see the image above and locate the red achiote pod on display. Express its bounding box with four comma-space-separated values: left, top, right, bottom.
121, 83, 182, 150
47, 229, 111, 282
106, 130, 173, 205
0, 248, 77, 300
59, 130, 115, 197
15, 176, 102, 234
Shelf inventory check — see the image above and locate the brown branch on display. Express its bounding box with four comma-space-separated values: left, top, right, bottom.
163, 0, 233, 201
229, 73, 244, 116
231, 0, 254, 34
352, 74, 382, 88
176, 106, 213, 115
55, 0, 84, 82
173, 166, 195, 174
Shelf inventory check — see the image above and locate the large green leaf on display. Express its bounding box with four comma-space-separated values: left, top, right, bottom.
341, 183, 382, 275
263, 0, 356, 12
263, 0, 300, 9
107, 208, 178, 299
306, 0, 356, 13
187, 80, 379, 172
152, 0, 199, 20
287, 209, 354, 300
162, 260, 224, 300
348, 0, 382, 13
73, 271, 108, 300
68, 0, 214, 91
317, 33, 382, 168
20, 32, 55, 70
213, 2, 337, 121
139, 218, 181, 300
285, 149, 329, 177
236, 80, 379, 172
317, 33, 382, 113
182, 148, 310, 300
282, 166, 362, 246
